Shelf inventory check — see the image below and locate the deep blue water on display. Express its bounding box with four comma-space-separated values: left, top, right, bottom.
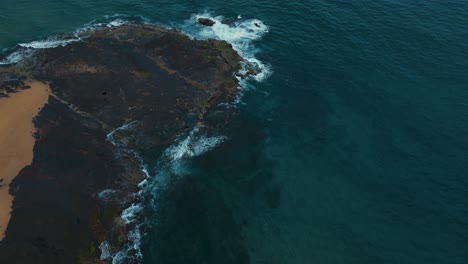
1, 1, 468, 263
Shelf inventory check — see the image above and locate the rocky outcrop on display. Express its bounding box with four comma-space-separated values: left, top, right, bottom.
0, 23, 244, 263
198, 18, 216, 26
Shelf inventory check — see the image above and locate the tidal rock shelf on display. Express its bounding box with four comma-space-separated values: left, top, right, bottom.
0, 23, 245, 263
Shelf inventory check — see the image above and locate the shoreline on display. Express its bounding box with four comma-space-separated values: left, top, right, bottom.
0, 81, 49, 240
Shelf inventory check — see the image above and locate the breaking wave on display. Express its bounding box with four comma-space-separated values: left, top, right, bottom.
165, 129, 227, 161
181, 12, 272, 83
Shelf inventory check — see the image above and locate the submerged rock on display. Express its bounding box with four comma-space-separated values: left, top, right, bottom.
0, 23, 245, 263
198, 17, 216, 26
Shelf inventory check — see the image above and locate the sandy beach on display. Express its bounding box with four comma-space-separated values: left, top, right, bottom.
0, 81, 49, 240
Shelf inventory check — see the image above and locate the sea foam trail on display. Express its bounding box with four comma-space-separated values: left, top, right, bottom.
148, 128, 228, 197
165, 128, 227, 161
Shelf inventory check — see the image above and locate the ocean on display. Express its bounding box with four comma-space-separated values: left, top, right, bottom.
1, 1, 468, 263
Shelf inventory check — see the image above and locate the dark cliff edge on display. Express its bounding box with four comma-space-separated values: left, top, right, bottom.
0, 23, 248, 263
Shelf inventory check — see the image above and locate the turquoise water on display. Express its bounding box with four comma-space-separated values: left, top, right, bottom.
2, 1, 468, 263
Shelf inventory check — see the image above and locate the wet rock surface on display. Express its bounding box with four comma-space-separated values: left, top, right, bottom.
198, 18, 216, 26
0, 23, 245, 263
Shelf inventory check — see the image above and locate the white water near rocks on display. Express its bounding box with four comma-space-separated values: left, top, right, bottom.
182, 12, 271, 83
0, 18, 130, 65
104, 125, 228, 264
103, 120, 149, 264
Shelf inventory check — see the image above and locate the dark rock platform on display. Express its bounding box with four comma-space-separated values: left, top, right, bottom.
0, 23, 244, 263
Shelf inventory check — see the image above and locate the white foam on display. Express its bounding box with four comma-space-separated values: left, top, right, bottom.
99, 241, 112, 260
111, 228, 143, 263
138, 179, 148, 189
0, 18, 130, 65
0, 49, 33, 64
108, 201, 144, 264
110, 218, 144, 264
0, 37, 81, 65
104, 13, 149, 24
75, 18, 130, 34
182, 13, 271, 83
18, 37, 81, 49
106, 19, 128, 28
127, 230, 143, 258
165, 128, 227, 161
106, 120, 140, 145
121, 203, 143, 224
98, 189, 118, 201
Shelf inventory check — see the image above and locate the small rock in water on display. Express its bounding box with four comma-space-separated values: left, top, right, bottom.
198, 18, 216, 26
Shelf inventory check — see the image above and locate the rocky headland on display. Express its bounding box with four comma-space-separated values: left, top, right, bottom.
0, 23, 247, 263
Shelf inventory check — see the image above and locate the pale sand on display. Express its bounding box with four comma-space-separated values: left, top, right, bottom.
0, 81, 49, 240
